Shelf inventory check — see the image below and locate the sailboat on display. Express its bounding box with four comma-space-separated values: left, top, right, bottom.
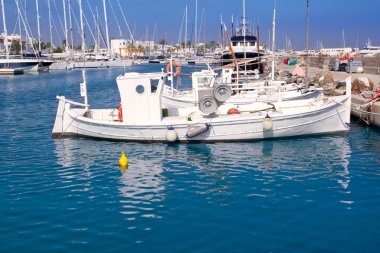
0, 0, 40, 75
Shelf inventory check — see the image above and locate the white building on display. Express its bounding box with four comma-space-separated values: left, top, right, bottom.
319, 47, 353, 56
110, 39, 155, 58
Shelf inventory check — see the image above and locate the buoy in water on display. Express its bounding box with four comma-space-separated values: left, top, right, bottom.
119, 151, 128, 166
165, 127, 178, 142
120, 165, 128, 175
263, 114, 273, 131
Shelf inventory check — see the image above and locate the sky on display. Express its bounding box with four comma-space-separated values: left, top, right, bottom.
1, 0, 380, 50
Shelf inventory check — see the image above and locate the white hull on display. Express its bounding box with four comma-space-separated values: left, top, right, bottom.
106, 59, 134, 67
52, 95, 351, 142
49, 61, 73, 70
162, 85, 322, 108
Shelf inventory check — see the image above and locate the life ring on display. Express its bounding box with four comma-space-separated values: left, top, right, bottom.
166, 61, 181, 76
118, 102, 123, 122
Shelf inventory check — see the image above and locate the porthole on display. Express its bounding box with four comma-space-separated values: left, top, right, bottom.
136, 85, 145, 94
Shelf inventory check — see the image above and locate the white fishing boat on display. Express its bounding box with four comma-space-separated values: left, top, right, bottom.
161, 66, 321, 109
52, 70, 351, 142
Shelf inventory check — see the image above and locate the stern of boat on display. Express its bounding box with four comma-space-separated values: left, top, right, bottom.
52, 96, 68, 138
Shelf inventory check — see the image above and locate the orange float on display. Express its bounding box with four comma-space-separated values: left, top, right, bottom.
166, 61, 181, 76
118, 102, 123, 122
227, 108, 241, 115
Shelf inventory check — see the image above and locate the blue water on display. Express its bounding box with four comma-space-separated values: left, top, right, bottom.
1, 65, 380, 253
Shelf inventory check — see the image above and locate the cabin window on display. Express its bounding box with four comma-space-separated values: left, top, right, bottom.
150, 79, 159, 93
197, 77, 213, 88
136, 85, 145, 94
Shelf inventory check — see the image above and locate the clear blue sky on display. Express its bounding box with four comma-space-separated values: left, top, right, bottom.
2, 0, 380, 50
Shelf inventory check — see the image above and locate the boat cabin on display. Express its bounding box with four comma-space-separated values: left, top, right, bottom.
116, 72, 166, 124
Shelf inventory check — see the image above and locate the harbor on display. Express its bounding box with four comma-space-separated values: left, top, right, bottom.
1, 0, 380, 252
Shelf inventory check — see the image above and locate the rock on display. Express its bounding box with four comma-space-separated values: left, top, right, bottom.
323, 71, 335, 84
352, 78, 375, 93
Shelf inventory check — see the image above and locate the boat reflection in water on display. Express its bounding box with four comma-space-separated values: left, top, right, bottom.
54, 134, 352, 221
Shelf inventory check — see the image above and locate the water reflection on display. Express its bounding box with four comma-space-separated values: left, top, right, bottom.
54, 134, 352, 216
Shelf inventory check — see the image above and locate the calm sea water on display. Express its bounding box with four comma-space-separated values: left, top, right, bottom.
1, 65, 379, 253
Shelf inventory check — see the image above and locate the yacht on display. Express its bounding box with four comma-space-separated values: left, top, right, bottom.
221, 17, 264, 72
359, 44, 380, 56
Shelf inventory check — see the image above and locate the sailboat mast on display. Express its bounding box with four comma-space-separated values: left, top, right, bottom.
68, 0, 74, 58
271, 0, 276, 81
103, 0, 111, 58
35, 0, 41, 53
79, 0, 88, 109
305, 0, 310, 86
0, 0, 8, 59
18, 0, 23, 57
195, 0, 198, 52
185, 5, 187, 53
47, 0, 53, 54
243, 0, 247, 71
63, 0, 68, 52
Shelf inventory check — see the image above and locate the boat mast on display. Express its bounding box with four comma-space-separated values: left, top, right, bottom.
194, 0, 198, 53
35, 0, 41, 54
48, 0, 53, 54
0, 0, 8, 59
185, 5, 187, 54
23, 0, 28, 53
68, 0, 74, 58
102, 0, 111, 58
271, 0, 276, 81
63, 0, 68, 52
18, 0, 23, 57
305, 0, 310, 86
79, 0, 88, 110
242, 0, 247, 72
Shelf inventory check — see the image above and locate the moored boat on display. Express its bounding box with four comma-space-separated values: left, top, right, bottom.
161, 66, 321, 109
52, 71, 351, 142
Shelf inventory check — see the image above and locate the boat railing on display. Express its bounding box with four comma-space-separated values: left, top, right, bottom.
56, 95, 90, 108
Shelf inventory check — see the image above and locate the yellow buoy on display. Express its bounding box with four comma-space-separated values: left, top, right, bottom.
119, 151, 128, 166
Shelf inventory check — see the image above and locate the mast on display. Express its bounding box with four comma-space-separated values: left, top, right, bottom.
342, 29, 346, 48
63, 0, 68, 52
18, 0, 23, 57
103, 0, 111, 58
220, 15, 224, 50
271, 0, 276, 81
243, 0, 247, 71
68, 0, 74, 58
305, 0, 310, 86
231, 15, 234, 36
35, 0, 41, 54
1, 0, 9, 59
23, 0, 28, 53
184, 5, 187, 53
194, 0, 198, 52
256, 25, 260, 72
48, 0, 53, 54
79, 0, 88, 110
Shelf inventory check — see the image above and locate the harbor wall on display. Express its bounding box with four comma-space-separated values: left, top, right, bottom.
309, 56, 380, 75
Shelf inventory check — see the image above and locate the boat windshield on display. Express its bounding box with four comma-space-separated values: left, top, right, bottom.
197, 77, 213, 88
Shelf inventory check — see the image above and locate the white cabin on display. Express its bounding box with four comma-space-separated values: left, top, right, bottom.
116, 72, 165, 124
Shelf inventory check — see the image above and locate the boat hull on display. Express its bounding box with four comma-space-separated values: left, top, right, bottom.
52, 95, 351, 142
